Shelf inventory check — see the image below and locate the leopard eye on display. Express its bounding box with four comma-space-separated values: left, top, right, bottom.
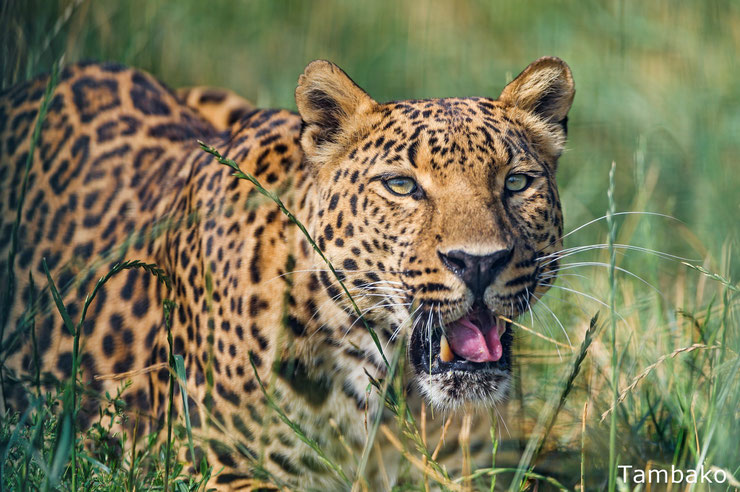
505, 174, 530, 192
383, 176, 418, 196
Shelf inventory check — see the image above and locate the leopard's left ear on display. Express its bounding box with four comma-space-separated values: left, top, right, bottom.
296, 60, 377, 162
498, 57, 575, 131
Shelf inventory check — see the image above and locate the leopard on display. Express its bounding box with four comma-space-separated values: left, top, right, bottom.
0, 56, 574, 490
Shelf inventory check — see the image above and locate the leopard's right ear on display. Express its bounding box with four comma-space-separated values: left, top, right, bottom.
498, 57, 575, 130
296, 60, 377, 162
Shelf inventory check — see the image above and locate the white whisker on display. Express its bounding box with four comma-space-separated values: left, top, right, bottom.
535, 296, 572, 349
545, 284, 630, 327
538, 243, 696, 268
539, 211, 683, 254
546, 261, 664, 298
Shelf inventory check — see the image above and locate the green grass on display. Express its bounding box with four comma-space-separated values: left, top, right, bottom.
1, 1, 739, 490
607, 162, 618, 492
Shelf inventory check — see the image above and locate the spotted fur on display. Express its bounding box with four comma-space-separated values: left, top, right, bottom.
0, 57, 574, 490
176, 86, 256, 131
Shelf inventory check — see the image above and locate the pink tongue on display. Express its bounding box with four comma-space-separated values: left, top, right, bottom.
446, 314, 503, 363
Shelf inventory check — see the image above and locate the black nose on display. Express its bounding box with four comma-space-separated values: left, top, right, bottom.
438, 247, 514, 298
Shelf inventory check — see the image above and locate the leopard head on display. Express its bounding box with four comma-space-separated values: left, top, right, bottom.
296, 57, 574, 409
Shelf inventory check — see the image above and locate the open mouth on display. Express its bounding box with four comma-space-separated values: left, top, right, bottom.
410, 302, 513, 375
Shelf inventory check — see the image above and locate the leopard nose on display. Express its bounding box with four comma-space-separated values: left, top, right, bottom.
438, 248, 514, 298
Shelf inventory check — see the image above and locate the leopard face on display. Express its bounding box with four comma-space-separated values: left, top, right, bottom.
296, 58, 574, 409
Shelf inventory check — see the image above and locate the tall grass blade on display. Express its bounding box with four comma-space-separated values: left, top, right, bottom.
533, 312, 600, 460
45, 411, 72, 491
680, 262, 739, 293
0, 398, 37, 485
174, 354, 196, 469
489, 412, 498, 492
41, 259, 170, 490
41, 258, 74, 336
1, 59, 60, 407
606, 161, 619, 492
510, 312, 600, 490
199, 142, 390, 370
248, 353, 351, 486
28, 271, 40, 397
41, 257, 78, 488
457, 468, 570, 491
164, 299, 176, 492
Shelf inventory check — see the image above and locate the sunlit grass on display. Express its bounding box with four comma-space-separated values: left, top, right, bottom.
1, 0, 738, 490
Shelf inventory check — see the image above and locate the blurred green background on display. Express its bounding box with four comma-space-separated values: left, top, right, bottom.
2, 0, 738, 271
0, 0, 740, 273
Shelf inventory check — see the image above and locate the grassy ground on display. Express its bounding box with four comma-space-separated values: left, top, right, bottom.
1, 0, 739, 490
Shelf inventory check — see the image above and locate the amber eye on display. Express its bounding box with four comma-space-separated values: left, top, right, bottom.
505, 174, 530, 192
383, 177, 418, 196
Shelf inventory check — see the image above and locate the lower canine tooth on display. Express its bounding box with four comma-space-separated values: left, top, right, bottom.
440, 334, 454, 362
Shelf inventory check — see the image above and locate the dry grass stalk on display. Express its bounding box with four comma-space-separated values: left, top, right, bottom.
421, 403, 430, 492
580, 401, 588, 490
373, 440, 391, 492
93, 362, 169, 381
690, 397, 700, 458
431, 415, 454, 461
709, 466, 740, 487
459, 413, 473, 492
380, 424, 461, 491
329, 418, 354, 457
600, 343, 720, 422
497, 314, 574, 349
